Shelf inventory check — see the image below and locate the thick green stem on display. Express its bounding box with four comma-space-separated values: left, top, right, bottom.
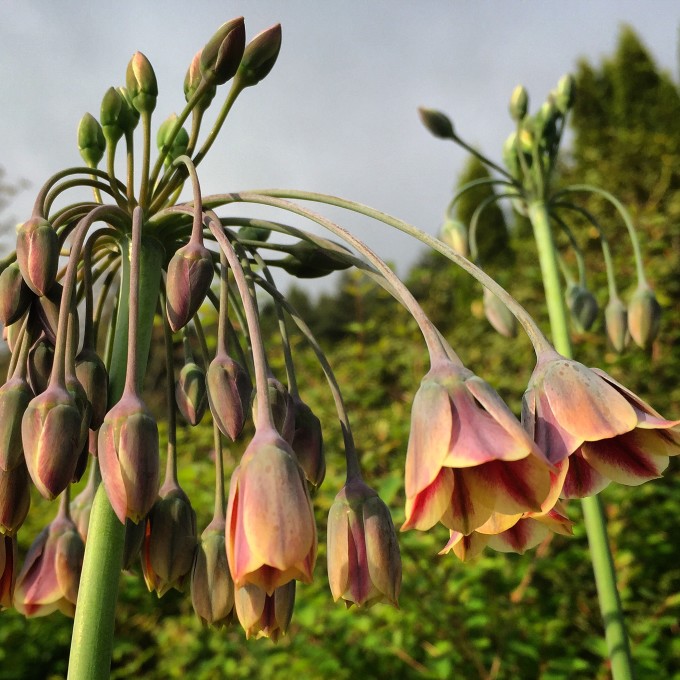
528, 199, 634, 680
68, 237, 163, 680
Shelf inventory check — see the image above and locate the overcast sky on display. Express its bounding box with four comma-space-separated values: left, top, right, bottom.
1, 1, 677, 293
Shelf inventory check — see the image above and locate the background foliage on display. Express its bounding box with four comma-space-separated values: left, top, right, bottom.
1, 26, 679, 680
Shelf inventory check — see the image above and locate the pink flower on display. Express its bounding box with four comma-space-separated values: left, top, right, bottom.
226, 429, 316, 594
402, 359, 552, 535
522, 350, 680, 498
234, 581, 295, 642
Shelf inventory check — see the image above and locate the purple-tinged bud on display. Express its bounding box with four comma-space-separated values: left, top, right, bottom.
555, 74, 575, 114
0, 375, 33, 471
605, 296, 628, 353
70, 477, 96, 543
98, 392, 159, 524
483, 288, 517, 338
234, 24, 282, 89
75, 347, 109, 431
77, 113, 106, 168
176, 360, 208, 426
100, 87, 126, 145
14, 513, 84, 617
156, 115, 190, 167
0, 263, 32, 326
16, 217, 58, 297
142, 484, 197, 596
184, 51, 217, 109
165, 241, 214, 332
122, 518, 145, 571
27, 336, 54, 395
0, 534, 17, 609
291, 396, 325, 489
327, 477, 401, 608
418, 107, 455, 140
439, 218, 469, 258
200, 17, 246, 86
566, 283, 599, 332
628, 284, 662, 350
509, 85, 529, 121
0, 462, 30, 535
32, 282, 78, 346
126, 52, 158, 114
206, 353, 252, 441
22, 385, 83, 499
234, 581, 295, 642
66, 374, 92, 457
191, 522, 235, 627
252, 377, 295, 443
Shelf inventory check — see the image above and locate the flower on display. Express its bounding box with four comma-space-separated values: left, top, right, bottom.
522, 349, 680, 498
14, 512, 84, 617
226, 428, 316, 594
234, 581, 295, 642
402, 359, 552, 535
326, 477, 401, 608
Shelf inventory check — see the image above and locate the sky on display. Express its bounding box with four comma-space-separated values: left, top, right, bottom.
1, 1, 678, 295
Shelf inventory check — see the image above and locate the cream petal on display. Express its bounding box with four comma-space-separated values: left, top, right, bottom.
475, 512, 522, 536
441, 469, 494, 535
488, 519, 549, 554
438, 531, 489, 561
534, 391, 583, 464
402, 467, 454, 531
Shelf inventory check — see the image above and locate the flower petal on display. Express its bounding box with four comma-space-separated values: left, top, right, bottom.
402, 467, 453, 531
560, 450, 609, 499
440, 469, 493, 535
488, 518, 549, 554
439, 530, 489, 561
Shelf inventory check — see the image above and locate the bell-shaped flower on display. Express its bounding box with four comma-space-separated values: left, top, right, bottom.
226, 428, 317, 594
142, 482, 197, 596
191, 520, 235, 627
0, 534, 17, 609
234, 581, 295, 642
327, 477, 401, 608
402, 359, 551, 535
14, 511, 84, 617
522, 349, 680, 498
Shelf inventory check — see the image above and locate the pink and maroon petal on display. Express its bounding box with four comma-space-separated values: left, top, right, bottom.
402, 467, 454, 531
487, 518, 548, 554
534, 390, 584, 464
440, 469, 493, 535
560, 450, 610, 499
439, 530, 489, 561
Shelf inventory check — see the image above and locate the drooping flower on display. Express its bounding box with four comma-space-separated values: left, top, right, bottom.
522, 349, 680, 498
234, 581, 295, 642
402, 359, 552, 535
0, 534, 17, 609
326, 477, 401, 608
226, 428, 316, 594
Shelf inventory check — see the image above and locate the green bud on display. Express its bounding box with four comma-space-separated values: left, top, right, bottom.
0, 462, 30, 535
200, 17, 246, 86
278, 241, 352, 279
555, 74, 575, 113
206, 353, 252, 441
483, 288, 517, 338
75, 347, 109, 431
176, 360, 208, 426
0, 263, 32, 327
126, 51, 158, 114
439, 218, 469, 258
238, 225, 271, 242
418, 107, 455, 139
291, 396, 325, 489
0, 376, 33, 471
156, 114, 190, 167
116, 87, 140, 133
627, 284, 662, 350
77, 113, 106, 167
566, 283, 599, 332
122, 518, 145, 571
100, 87, 126, 145
142, 484, 197, 597
605, 296, 628, 353
234, 23, 282, 89
16, 217, 59, 297
509, 85, 529, 121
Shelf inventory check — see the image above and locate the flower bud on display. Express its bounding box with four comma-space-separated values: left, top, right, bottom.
65, 375, 92, 473
566, 283, 599, 332
0, 263, 32, 326
70, 464, 97, 542
176, 360, 208, 426
77, 113, 106, 167
418, 107, 455, 139
184, 51, 217, 109
234, 24, 282, 89
14, 513, 84, 617
75, 347, 109, 431
0, 462, 30, 535
252, 377, 295, 443
142, 484, 197, 596
238, 225, 271, 243
165, 241, 214, 332
327, 478, 401, 608
278, 241, 352, 279
605, 296, 628, 353
16, 217, 58, 297
234, 581, 295, 642
126, 52, 158, 114
156, 115, 190, 167
200, 17, 246, 86
555, 74, 575, 114
291, 396, 325, 488
191, 522, 235, 627
483, 288, 517, 338
122, 518, 146, 570
0, 375, 33, 471
27, 336, 54, 395
207, 353, 252, 441
22, 385, 83, 499
439, 218, 469, 258
627, 284, 662, 350
509, 85, 529, 121
116, 87, 140, 134
98, 392, 160, 524
32, 282, 78, 347
0, 535, 17, 609
100, 87, 126, 145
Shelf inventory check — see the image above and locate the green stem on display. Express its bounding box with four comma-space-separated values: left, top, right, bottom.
527, 199, 634, 680
68, 237, 163, 680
